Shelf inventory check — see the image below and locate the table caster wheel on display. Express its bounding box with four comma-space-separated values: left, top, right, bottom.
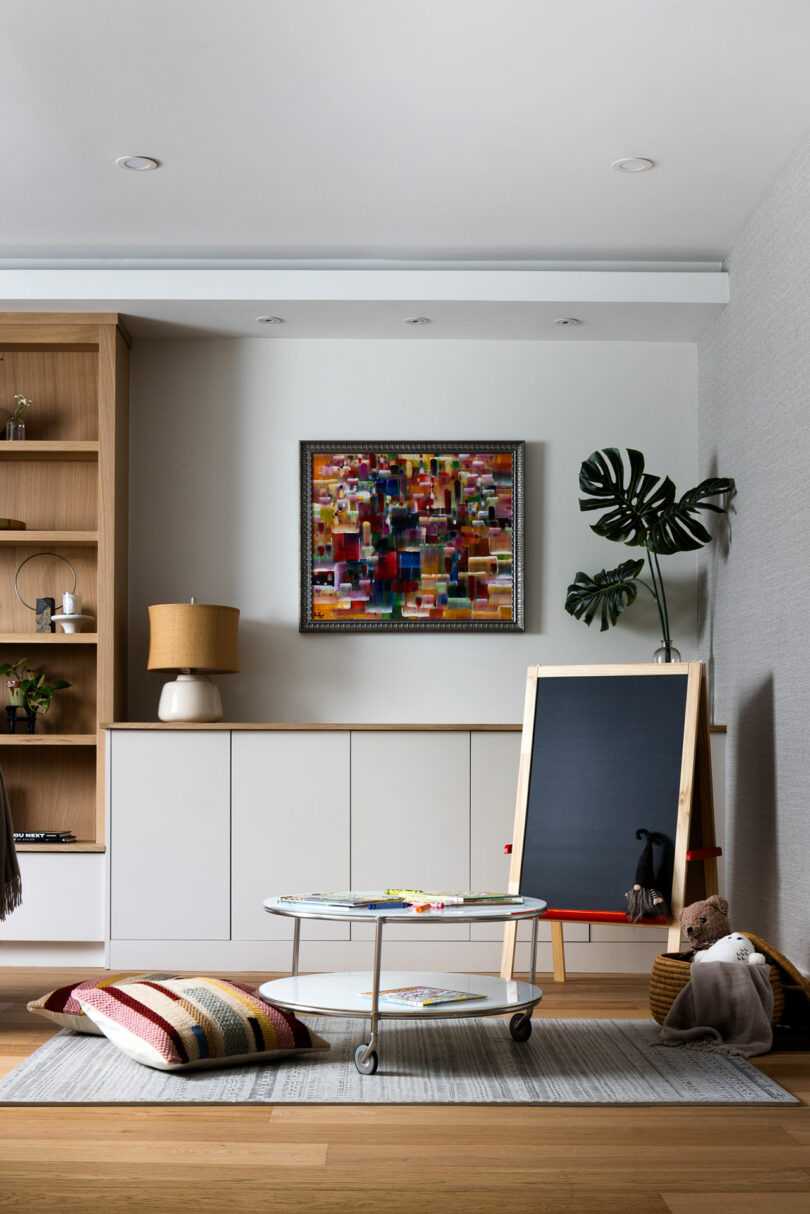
354, 1044, 379, 1074
509, 1012, 532, 1042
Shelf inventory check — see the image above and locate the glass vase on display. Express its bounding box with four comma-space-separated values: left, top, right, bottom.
653, 640, 682, 663
5, 705, 19, 732
5, 420, 25, 440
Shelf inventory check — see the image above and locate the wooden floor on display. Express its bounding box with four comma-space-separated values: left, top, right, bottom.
0, 968, 807, 1213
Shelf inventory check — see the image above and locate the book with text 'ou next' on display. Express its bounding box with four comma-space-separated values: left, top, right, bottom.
360, 986, 487, 1007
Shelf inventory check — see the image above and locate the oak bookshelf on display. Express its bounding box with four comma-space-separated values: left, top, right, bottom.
0, 313, 129, 850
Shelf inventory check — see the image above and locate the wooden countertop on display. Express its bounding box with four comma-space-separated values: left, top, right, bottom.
104, 722, 727, 733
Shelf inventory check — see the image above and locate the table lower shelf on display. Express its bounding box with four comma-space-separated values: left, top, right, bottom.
258, 970, 543, 1019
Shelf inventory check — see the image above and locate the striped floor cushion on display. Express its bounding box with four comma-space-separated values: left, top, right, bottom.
76, 977, 330, 1071
28, 973, 178, 1034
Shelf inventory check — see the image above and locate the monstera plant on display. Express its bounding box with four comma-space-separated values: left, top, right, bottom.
565, 448, 735, 660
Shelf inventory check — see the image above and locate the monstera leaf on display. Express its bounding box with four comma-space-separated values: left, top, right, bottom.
565, 558, 645, 631
579, 448, 734, 555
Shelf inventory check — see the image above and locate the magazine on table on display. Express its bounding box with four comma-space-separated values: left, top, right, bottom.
277, 892, 411, 910
384, 889, 524, 905
360, 985, 487, 1007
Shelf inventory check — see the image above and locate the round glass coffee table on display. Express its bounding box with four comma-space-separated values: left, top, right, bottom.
259, 895, 547, 1074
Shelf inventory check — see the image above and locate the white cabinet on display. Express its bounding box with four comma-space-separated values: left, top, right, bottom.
103, 725, 726, 973
231, 732, 350, 941
0, 854, 104, 942
109, 730, 231, 940
350, 731, 470, 940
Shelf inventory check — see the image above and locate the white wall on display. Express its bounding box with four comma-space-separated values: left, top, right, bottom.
699, 133, 810, 970
128, 339, 698, 723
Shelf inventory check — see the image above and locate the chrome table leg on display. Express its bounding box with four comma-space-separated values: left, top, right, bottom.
354, 915, 384, 1074
291, 915, 301, 977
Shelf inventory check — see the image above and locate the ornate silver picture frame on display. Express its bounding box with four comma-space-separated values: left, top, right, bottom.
300, 441, 524, 632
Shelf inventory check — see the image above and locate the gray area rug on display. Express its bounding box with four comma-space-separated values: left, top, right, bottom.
0, 1017, 796, 1105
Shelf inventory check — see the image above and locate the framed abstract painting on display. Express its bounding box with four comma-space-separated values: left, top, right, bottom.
300, 441, 524, 632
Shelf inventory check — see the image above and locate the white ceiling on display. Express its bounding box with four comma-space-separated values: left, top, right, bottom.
3, 0, 810, 265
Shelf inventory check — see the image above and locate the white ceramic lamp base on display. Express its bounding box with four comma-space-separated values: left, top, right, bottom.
157, 673, 223, 723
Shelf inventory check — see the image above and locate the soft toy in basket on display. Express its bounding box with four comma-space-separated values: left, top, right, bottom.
649, 896, 786, 1026
681, 895, 766, 966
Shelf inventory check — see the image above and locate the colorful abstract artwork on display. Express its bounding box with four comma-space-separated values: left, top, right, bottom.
300, 441, 524, 631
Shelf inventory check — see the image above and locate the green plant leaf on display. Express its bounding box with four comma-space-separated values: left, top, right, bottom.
564, 558, 645, 631
578, 448, 674, 547
579, 448, 734, 555
643, 477, 736, 554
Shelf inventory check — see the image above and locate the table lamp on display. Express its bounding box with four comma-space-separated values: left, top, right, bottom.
147, 599, 240, 722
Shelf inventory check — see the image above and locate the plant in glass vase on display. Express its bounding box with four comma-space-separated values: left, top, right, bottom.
7, 394, 31, 440
20, 671, 72, 733
564, 448, 735, 661
0, 657, 34, 732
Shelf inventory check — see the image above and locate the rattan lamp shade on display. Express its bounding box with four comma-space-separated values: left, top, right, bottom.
147, 604, 240, 673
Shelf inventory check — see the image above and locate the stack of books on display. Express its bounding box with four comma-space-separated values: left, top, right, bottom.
13, 830, 76, 844
385, 889, 524, 905
277, 892, 413, 910
361, 985, 487, 1006
277, 889, 524, 910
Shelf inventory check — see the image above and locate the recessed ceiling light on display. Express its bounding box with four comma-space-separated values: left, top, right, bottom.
611, 157, 654, 173
115, 155, 160, 172
553, 317, 582, 327
404, 316, 431, 325
256, 315, 284, 324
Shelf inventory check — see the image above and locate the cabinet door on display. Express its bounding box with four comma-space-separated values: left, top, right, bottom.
470, 732, 522, 942
0, 854, 104, 942
351, 731, 470, 940
469, 732, 588, 945
110, 731, 231, 940
231, 732, 350, 941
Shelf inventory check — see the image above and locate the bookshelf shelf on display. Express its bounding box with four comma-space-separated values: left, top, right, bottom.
0, 632, 98, 644
0, 734, 97, 746
0, 530, 98, 546
15, 842, 105, 853
0, 441, 99, 462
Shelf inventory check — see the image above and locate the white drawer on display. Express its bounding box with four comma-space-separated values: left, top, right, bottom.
1, 853, 104, 942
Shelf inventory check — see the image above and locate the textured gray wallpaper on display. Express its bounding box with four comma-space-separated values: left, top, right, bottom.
699, 135, 810, 970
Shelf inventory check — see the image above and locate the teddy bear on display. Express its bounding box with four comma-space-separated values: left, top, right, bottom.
680, 895, 765, 964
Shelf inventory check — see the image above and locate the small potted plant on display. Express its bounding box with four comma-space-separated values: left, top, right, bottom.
0, 657, 34, 731
7, 394, 31, 440
21, 670, 72, 733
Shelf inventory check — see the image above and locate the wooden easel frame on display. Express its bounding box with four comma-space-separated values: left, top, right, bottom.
500, 663, 718, 982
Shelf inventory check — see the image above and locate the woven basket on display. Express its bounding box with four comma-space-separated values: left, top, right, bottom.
741, 932, 810, 1029
649, 950, 785, 1025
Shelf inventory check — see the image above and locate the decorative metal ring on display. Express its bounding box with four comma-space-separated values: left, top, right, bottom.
14, 552, 77, 612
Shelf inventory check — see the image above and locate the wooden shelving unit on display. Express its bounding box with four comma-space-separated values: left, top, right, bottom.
0, 313, 129, 850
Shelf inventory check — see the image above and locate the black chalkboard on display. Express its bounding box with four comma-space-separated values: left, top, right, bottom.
517, 668, 693, 916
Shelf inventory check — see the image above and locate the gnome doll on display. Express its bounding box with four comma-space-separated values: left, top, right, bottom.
625, 828, 668, 922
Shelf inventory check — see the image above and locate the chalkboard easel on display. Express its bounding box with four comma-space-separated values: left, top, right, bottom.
500, 663, 719, 982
